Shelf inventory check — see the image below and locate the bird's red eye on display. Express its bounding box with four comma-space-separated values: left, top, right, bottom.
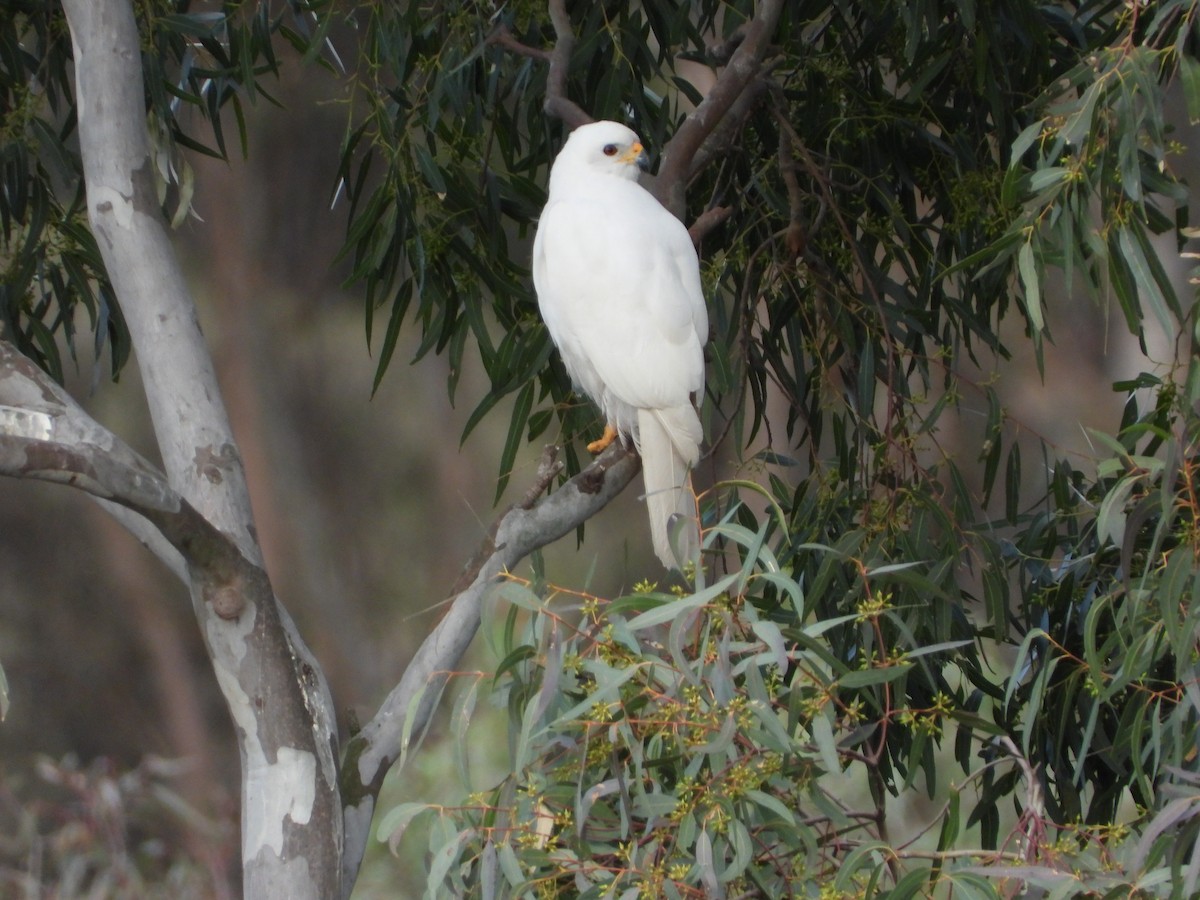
602, 144, 619, 156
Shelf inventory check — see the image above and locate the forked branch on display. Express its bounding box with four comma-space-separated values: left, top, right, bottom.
0, 341, 257, 618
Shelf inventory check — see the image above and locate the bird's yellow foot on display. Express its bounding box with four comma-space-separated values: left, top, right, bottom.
587, 423, 619, 455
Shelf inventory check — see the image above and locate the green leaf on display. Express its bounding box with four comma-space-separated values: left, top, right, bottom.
887, 866, 934, 899
810, 711, 841, 775
937, 789, 961, 853
751, 619, 788, 670
745, 789, 797, 828
1028, 166, 1070, 192
720, 818, 753, 882
497, 840, 524, 888
1004, 441, 1021, 522
1016, 240, 1045, 333
450, 679, 479, 789
371, 281, 415, 396
857, 339, 875, 416
376, 801, 434, 846
865, 560, 927, 577
1005, 628, 1049, 708
424, 828, 474, 900
903, 639, 972, 660
1180, 53, 1200, 124
625, 571, 739, 631
495, 380, 535, 502
1096, 473, 1138, 547
838, 664, 912, 689
1008, 119, 1045, 166
1124, 222, 1182, 334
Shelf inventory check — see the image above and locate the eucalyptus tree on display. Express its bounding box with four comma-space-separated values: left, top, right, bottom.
2, 1, 1199, 896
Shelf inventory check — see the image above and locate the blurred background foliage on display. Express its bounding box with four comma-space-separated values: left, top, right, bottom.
3, 0, 1200, 896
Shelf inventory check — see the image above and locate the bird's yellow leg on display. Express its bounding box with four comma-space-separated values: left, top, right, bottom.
587, 423, 619, 455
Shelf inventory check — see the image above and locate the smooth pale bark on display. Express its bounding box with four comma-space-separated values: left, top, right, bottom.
61, 2, 342, 896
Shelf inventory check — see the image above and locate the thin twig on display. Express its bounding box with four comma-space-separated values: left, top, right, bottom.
687, 205, 733, 244
520, 444, 565, 508
486, 23, 551, 61
777, 119, 807, 258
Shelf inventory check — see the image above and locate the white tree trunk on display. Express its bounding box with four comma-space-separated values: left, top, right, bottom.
59, 1, 342, 896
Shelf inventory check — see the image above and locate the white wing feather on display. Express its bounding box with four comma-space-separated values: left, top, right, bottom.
535, 183, 705, 418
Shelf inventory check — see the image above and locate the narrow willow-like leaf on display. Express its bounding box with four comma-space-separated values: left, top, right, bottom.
625, 571, 739, 631
375, 801, 433, 845
1180, 53, 1200, 124
495, 380, 535, 502
1017, 240, 1045, 333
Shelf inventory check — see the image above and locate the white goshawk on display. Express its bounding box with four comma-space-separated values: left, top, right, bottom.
533, 120, 708, 568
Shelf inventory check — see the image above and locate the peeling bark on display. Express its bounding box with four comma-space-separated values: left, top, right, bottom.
59, 1, 342, 896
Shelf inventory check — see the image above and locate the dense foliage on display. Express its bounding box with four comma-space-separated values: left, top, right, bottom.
351, 1, 1200, 895
4, 0, 1200, 896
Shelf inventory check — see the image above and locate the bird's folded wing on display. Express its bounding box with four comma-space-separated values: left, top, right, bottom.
533, 194, 706, 411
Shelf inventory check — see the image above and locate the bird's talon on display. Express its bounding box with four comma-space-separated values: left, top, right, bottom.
587, 424, 619, 455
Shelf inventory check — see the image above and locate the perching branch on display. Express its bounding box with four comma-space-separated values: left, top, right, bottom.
688, 205, 734, 244
338, 442, 640, 887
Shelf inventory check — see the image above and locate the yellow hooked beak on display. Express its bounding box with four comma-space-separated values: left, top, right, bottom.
619, 141, 650, 171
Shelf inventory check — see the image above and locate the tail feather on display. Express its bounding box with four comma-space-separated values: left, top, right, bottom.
637, 406, 702, 568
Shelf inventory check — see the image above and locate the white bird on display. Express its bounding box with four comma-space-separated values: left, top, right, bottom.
532, 120, 708, 568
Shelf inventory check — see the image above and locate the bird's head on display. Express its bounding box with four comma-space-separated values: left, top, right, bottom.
551, 121, 650, 187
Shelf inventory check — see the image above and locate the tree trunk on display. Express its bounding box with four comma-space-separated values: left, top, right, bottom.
60, 1, 343, 895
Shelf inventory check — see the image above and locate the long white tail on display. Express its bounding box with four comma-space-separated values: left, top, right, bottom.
637, 406, 702, 568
